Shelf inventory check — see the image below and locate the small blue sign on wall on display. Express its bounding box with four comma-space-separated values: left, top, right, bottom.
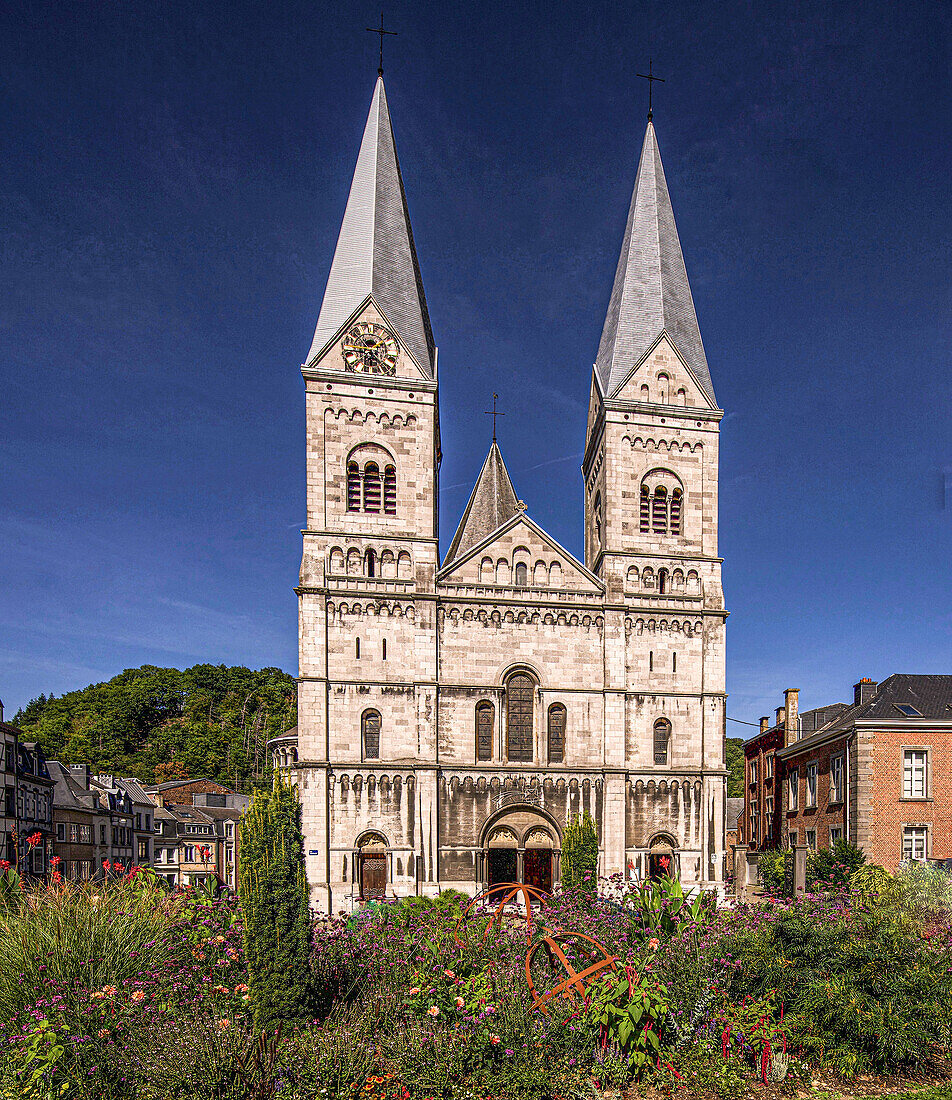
308, 850, 320, 855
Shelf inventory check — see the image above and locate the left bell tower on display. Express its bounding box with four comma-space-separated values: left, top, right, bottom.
297, 76, 441, 912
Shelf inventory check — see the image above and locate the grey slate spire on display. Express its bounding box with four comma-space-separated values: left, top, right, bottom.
444, 442, 522, 566
306, 77, 435, 377
595, 121, 715, 404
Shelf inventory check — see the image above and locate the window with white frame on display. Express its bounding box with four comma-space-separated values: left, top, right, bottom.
806, 763, 818, 808
902, 826, 928, 862
765, 794, 774, 820
749, 760, 758, 785
787, 769, 798, 810
830, 827, 843, 845
764, 754, 774, 780
903, 750, 927, 799
805, 829, 817, 850
830, 755, 844, 803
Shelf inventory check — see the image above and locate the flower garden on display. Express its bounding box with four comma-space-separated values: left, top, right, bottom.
3, 789, 952, 1099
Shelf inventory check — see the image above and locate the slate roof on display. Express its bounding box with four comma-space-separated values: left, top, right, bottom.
47, 760, 101, 813
595, 121, 715, 405
305, 76, 435, 378
443, 441, 523, 567
780, 676, 952, 756
726, 797, 744, 832
745, 703, 849, 750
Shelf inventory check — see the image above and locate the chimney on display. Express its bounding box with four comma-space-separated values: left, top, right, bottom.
70, 763, 91, 788
854, 678, 878, 707
759, 716, 769, 735
784, 688, 800, 747
775, 706, 785, 728
0, 698, 4, 723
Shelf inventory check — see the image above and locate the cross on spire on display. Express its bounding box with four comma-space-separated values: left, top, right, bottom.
366, 12, 397, 76
484, 393, 505, 442
636, 59, 665, 121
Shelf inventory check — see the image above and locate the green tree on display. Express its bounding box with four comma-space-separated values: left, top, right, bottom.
238, 772, 313, 1028
561, 812, 599, 892
14, 663, 297, 789
725, 736, 745, 797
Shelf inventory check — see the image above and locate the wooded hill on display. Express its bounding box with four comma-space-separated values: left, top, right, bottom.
13, 664, 296, 789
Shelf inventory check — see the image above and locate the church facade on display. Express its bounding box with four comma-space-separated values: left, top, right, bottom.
294, 77, 727, 913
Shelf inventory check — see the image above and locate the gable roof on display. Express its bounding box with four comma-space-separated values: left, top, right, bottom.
443, 441, 523, 567
595, 121, 715, 405
778, 676, 952, 757
439, 509, 603, 593
305, 76, 435, 378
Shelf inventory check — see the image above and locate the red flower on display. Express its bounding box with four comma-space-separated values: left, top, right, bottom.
50, 855, 61, 867
102, 860, 112, 871
52, 870, 62, 884
26, 832, 42, 848
0, 860, 10, 872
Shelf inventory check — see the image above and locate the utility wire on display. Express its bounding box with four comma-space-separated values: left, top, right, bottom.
726, 716, 762, 728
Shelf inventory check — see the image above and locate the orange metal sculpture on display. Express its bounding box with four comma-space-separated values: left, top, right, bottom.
525, 932, 618, 1014
454, 882, 551, 948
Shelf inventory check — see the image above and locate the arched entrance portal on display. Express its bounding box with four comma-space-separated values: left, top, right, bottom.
647, 833, 678, 882
357, 831, 388, 899
482, 809, 560, 894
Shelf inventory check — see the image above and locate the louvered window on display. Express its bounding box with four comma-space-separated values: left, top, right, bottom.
363, 463, 381, 512
652, 488, 668, 533
362, 710, 381, 760
670, 490, 683, 535
547, 704, 566, 764
476, 702, 494, 762
653, 718, 671, 765
506, 674, 534, 763
347, 463, 361, 511
383, 465, 396, 514
640, 486, 650, 532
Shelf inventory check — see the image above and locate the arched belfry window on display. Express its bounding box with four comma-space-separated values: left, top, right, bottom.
658, 568, 669, 595
362, 710, 381, 760
593, 490, 603, 544
505, 673, 535, 763
640, 470, 684, 537
346, 444, 396, 515
514, 562, 528, 586
670, 490, 683, 535
347, 463, 361, 512
547, 703, 566, 764
383, 465, 396, 514
363, 463, 381, 512
653, 718, 671, 765
475, 701, 494, 762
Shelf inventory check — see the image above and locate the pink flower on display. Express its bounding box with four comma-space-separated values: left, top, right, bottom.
408, 987, 420, 996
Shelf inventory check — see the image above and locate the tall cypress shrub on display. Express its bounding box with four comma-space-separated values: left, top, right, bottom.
238, 772, 313, 1028
561, 812, 599, 892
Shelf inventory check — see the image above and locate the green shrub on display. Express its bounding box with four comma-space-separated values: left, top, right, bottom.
238, 772, 313, 1028
561, 812, 599, 892
0, 877, 178, 1026
725, 902, 952, 1074
756, 848, 790, 897
806, 840, 866, 891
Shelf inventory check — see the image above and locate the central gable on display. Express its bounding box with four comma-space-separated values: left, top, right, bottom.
613, 335, 716, 410
438, 514, 603, 595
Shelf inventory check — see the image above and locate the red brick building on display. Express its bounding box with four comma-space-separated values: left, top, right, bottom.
740, 691, 847, 851
777, 676, 952, 869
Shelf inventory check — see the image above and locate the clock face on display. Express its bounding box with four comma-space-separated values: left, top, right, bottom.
341, 322, 399, 375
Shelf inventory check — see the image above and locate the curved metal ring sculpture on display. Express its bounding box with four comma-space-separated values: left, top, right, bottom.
525, 932, 618, 1014
454, 882, 552, 948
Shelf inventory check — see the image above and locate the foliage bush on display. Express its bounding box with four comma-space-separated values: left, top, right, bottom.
560, 812, 599, 892
238, 772, 313, 1029
806, 840, 866, 891
725, 896, 952, 1074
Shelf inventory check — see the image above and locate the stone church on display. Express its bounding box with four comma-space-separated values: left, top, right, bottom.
292, 76, 727, 913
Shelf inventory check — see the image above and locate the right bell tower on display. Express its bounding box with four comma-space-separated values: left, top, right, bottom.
582, 114, 727, 885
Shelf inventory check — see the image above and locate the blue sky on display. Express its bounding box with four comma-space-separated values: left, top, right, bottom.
2, 0, 950, 730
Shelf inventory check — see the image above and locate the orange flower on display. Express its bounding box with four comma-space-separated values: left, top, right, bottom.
427, 1005, 440, 1017
131, 990, 145, 1002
